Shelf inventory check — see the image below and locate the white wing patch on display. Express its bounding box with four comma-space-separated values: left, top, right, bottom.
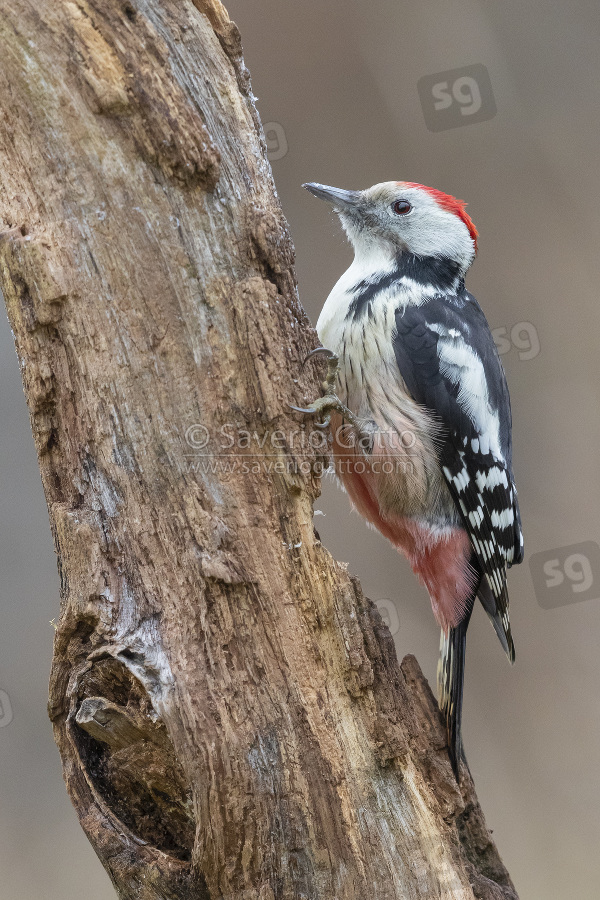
428, 325, 503, 462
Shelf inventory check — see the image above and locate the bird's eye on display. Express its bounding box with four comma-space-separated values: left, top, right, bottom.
392, 199, 412, 215
392, 200, 412, 216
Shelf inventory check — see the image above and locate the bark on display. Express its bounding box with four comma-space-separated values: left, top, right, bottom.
0, 1, 518, 898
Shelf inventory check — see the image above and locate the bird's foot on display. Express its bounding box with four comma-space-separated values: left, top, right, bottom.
290, 348, 361, 431
290, 392, 361, 430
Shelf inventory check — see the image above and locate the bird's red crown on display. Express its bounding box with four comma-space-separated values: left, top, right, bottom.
402, 182, 479, 252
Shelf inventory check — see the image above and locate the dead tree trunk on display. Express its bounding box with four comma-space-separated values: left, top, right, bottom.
0, 1, 518, 898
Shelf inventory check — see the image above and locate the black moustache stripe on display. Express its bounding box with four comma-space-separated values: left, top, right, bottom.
346, 254, 463, 321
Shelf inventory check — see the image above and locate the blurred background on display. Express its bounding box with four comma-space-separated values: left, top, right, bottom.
1, 0, 599, 897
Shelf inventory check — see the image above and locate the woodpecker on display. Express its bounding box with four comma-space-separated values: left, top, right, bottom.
295, 181, 523, 779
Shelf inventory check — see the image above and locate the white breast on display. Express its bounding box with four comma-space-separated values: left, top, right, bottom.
315, 258, 454, 524
316, 253, 426, 416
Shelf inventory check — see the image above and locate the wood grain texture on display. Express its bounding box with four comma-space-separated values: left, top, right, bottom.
0, 1, 518, 898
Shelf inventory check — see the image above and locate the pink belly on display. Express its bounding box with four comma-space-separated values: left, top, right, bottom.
329, 417, 475, 631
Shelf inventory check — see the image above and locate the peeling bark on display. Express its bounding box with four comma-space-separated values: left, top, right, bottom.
0, 1, 518, 898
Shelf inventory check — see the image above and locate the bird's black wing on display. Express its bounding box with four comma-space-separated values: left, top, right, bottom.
393, 288, 523, 658
393, 286, 523, 777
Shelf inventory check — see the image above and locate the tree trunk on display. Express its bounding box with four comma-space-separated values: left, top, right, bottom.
0, 1, 518, 898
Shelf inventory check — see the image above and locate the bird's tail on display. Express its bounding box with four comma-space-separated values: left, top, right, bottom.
437, 595, 475, 780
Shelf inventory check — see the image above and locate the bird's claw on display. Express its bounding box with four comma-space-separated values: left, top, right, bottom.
301, 347, 341, 393
288, 396, 332, 429
290, 348, 361, 430
301, 346, 337, 369
289, 392, 361, 431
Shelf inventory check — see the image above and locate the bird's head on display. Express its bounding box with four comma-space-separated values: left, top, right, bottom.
303, 180, 478, 274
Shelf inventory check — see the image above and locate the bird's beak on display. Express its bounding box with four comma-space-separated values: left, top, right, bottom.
302, 182, 360, 211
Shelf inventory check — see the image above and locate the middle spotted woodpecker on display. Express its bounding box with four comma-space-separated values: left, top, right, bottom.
295, 180, 524, 779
